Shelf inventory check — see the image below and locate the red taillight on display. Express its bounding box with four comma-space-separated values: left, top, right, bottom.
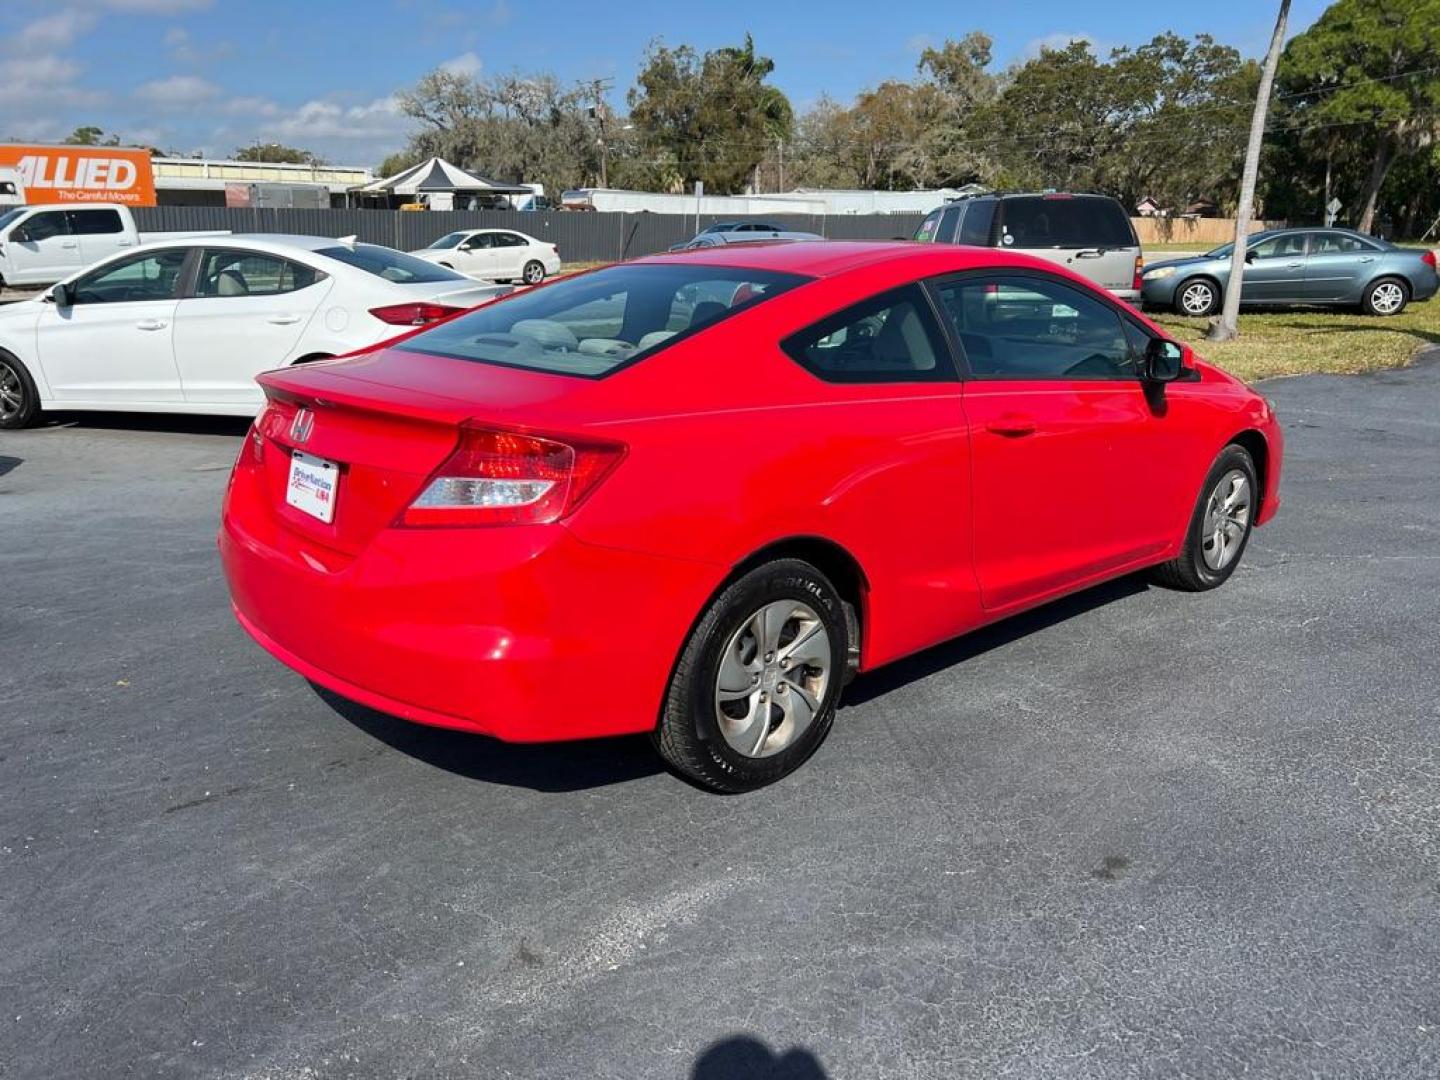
1133, 255, 1145, 292
401, 427, 626, 527
1424, 250, 1437, 270
368, 302, 464, 326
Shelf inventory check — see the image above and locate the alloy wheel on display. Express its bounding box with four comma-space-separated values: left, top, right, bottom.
0, 359, 25, 423
1180, 282, 1215, 315
713, 599, 833, 759
524, 262, 545, 284
1201, 468, 1252, 571
1370, 282, 1405, 315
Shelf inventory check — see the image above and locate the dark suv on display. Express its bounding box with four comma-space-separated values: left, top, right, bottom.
915, 192, 1143, 302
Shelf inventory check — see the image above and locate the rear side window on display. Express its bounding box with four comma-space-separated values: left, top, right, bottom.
68, 209, 124, 235
937, 205, 963, 244
914, 208, 943, 243
959, 201, 995, 246
196, 249, 322, 297
783, 284, 953, 383
998, 196, 1136, 249
404, 263, 806, 377
315, 243, 466, 283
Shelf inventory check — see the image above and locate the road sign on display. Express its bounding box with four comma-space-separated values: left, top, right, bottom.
1326, 197, 1342, 227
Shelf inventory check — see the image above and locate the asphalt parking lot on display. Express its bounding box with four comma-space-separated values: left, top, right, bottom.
3, 354, 1439, 1079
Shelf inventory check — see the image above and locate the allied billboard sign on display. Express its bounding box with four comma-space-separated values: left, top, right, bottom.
0, 144, 157, 206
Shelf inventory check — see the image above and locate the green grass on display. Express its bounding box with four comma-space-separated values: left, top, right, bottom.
1150, 302, 1440, 383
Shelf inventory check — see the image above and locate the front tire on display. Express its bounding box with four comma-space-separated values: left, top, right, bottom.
654, 559, 848, 792
1152, 444, 1258, 592
0, 351, 40, 430
522, 260, 546, 285
1174, 277, 1220, 317
1361, 277, 1408, 317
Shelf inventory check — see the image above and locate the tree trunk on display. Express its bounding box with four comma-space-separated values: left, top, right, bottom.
1207, 0, 1291, 343
1357, 134, 1395, 235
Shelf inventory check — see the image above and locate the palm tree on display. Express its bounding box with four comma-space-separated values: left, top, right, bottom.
1208, 0, 1292, 343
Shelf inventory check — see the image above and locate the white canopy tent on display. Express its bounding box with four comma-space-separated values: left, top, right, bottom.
352, 157, 530, 207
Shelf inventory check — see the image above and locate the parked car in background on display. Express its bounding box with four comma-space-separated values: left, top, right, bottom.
698, 221, 788, 236
219, 240, 1282, 792
0, 202, 228, 287
1142, 227, 1439, 317
0, 235, 509, 428
915, 192, 1144, 302
669, 227, 824, 251
409, 229, 561, 284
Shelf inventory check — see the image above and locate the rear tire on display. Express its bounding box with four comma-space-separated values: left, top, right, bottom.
0, 351, 40, 430
1174, 277, 1220, 317
1151, 444, 1258, 592
1361, 276, 1408, 317
522, 260, 546, 285
654, 559, 847, 792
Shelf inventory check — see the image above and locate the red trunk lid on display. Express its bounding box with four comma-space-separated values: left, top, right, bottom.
254, 348, 587, 555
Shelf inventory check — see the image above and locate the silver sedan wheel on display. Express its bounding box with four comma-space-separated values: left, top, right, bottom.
1180, 281, 1216, 315
0, 359, 24, 423
1369, 281, 1405, 315
1201, 469, 1252, 571
714, 600, 832, 759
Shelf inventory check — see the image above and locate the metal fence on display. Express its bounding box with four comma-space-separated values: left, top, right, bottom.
130, 206, 927, 264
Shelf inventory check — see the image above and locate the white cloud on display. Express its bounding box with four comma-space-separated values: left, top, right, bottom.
1020, 31, 1103, 60
268, 96, 408, 142
14, 10, 98, 51
134, 74, 221, 105
440, 51, 482, 78
0, 54, 103, 107
100, 0, 212, 12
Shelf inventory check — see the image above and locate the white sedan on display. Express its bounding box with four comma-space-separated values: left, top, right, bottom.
0, 234, 510, 428
410, 229, 562, 285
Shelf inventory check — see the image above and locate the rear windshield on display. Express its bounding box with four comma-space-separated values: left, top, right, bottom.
315, 243, 466, 283
402, 262, 808, 377
998, 196, 1137, 249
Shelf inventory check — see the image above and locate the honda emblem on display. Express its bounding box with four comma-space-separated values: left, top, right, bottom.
290, 408, 315, 444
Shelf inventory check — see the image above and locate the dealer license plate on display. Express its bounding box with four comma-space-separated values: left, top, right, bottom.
286, 450, 339, 523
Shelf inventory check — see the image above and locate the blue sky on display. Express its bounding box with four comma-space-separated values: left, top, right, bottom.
0, 0, 1332, 170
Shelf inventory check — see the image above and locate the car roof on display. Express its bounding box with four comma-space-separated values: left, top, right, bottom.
137, 233, 371, 253
633, 239, 1069, 278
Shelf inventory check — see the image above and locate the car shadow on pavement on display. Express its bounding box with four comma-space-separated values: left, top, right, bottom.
0, 455, 20, 477
692, 1035, 829, 1079
843, 573, 1151, 707
39, 411, 252, 437
313, 685, 664, 792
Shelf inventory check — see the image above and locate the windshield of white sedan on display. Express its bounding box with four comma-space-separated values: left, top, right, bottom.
402, 263, 808, 376
427, 232, 468, 249
316, 243, 466, 283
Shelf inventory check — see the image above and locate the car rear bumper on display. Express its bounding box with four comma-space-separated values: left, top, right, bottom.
220, 481, 722, 743
1110, 287, 1142, 303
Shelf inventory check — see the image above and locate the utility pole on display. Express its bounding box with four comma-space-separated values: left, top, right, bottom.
586, 78, 614, 189
777, 137, 785, 192
1208, 0, 1291, 343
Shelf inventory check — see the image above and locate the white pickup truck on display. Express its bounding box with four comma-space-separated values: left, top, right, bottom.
0, 203, 227, 287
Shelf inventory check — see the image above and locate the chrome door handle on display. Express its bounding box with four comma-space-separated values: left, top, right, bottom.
61, 242, 78, 249
1074, 249, 1104, 259
117, 241, 134, 247
266, 315, 301, 325
1358, 256, 1375, 263
135, 319, 168, 331
1286, 261, 1304, 269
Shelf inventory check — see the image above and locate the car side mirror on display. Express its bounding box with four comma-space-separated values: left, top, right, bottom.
1244, 250, 1256, 264
48, 282, 74, 307
1144, 338, 1184, 382
11, 226, 31, 243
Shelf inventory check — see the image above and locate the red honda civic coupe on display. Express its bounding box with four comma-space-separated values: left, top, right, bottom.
220, 241, 1282, 791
